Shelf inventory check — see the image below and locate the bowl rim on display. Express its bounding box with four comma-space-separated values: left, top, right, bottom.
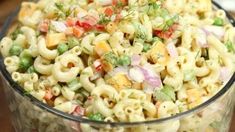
0, 1, 235, 127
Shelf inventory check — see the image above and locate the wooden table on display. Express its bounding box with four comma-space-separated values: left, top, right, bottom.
0, 1, 235, 132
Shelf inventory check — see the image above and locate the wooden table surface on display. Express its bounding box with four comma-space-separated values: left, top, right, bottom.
0, 1, 235, 132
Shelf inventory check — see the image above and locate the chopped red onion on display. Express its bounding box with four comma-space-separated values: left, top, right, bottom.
139, 65, 162, 88
166, 40, 178, 58
220, 67, 231, 82
51, 21, 67, 33
203, 26, 225, 40
129, 67, 144, 83
196, 29, 209, 48
108, 67, 129, 76
131, 54, 141, 66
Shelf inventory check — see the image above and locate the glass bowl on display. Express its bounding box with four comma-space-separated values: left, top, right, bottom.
0, 1, 235, 132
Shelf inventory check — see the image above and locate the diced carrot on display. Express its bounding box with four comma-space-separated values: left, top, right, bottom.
73, 27, 84, 38
44, 89, 53, 100
94, 41, 111, 57
65, 27, 74, 35
104, 7, 113, 17
66, 17, 76, 27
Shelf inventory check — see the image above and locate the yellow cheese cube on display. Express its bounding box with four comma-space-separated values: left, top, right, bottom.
94, 41, 111, 57
147, 42, 169, 66
18, 2, 37, 22
106, 73, 132, 91
46, 33, 66, 48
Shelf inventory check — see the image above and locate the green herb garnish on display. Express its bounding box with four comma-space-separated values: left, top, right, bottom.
11, 27, 23, 40
98, 14, 111, 25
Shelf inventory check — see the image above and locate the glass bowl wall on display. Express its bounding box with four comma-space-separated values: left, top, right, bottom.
0, 1, 235, 132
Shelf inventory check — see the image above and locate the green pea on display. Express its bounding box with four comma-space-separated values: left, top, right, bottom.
118, 55, 131, 66
57, 43, 69, 55
9, 44, 23, 56
88, 113, 104, 121
19, 57, 33, 72
143, 43, 151, 52
213, 17, 224, 26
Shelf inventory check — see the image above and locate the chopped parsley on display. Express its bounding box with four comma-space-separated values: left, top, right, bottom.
98, 14, 111, 25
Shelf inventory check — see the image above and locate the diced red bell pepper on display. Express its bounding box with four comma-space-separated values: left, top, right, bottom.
104, 7, 113, 17
154, 24, 178, 39
76, 20, 93, 31
95, 24, 106, 31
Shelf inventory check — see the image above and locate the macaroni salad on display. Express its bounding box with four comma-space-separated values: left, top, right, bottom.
1, 0, 235, 123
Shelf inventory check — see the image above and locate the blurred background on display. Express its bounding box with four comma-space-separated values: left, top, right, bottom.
0, 0, 234, 132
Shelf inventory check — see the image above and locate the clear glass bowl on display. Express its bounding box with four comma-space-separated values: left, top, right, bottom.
0, 1, 235, 132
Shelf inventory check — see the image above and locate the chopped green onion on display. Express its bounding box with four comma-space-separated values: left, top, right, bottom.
55, 2, 63, 10
88, 113, 104, 121
57, 43, 69, 55
9, 44, 23, 56
225, 40, 235, 53
133, 22, 147, 40
68, 79, 82, 91
213, 17, 224, 26
143, 43, 151, 52
98, 14, 111, 25
118, 55, 131, 66
104, 52, 118, 65
27, 66, 37, 73
183, 69, 195, 81
19, 57, 33, 72
210, 121, 221, 129
67, 37, 79, 49
11, 27, 23, 40
154, 85, 176, 101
